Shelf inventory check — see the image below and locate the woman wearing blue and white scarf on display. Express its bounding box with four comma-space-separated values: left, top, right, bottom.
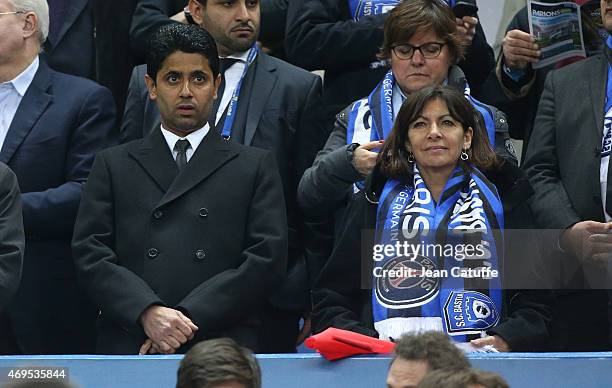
312, 86, 552, 352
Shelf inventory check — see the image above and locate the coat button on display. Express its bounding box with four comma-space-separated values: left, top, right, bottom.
199, 208, 208, 217
148, 248, 158, 258
195, 250, 206, 260
153, 210, 163, 219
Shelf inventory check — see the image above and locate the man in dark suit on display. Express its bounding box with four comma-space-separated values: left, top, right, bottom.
0, 164, 25, 354
121, 0, 330, 352
0, 0, 116, 354
523, 0, 612, 351
41, 0, 95, 79
73, 24, 287, 355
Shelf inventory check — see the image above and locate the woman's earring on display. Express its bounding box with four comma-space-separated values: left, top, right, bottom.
408, 152, 415, 163
461, 150, 469, 161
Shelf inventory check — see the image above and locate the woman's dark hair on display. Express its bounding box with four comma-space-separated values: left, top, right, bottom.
147, 23, 220, 82
378, 85, 500, 181
379, 0, 465, 64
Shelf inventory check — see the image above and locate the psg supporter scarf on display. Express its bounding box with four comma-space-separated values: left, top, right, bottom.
372, 166, 504, 342
348, 0, 455, 20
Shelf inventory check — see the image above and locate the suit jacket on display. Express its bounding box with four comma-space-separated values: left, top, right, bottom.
42, 0, 95, 79
0, 164, 24, 312
523, 54, 610, 350
121, 52, 330, 312
2, 60, 116, 354
72, 129, 287, 354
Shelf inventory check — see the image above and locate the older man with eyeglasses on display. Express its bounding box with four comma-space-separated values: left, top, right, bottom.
0, 0, 116, 354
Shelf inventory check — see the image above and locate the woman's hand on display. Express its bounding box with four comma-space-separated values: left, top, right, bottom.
352, 140, 384, 177
471, 335, 511, 352
456, 16, 478, 47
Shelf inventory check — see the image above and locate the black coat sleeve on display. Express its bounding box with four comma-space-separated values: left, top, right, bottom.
312, 192, 378, 337
130, 0, 185, 61
284, 0, 388, 71
458, 21, 495, 96
72, 152, 165, 336
0, 165, 24, 311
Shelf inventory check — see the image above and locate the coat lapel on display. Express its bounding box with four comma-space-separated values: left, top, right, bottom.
589, 55, 607, 140
51, 0, 88, 47
156, 131, 238, 209
128, 128, 178, 193
244, 54, 277, 145
0, 62, 52, 164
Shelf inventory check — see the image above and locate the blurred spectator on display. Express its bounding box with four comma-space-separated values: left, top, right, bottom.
482, 0, 603, 150
0, 0, 116, 354
122, 0, 331, 352
176, 338, 261, 388
0, 164, 25, 354
72, 24, 287, 355
284, 0, 496, 122
417, 368, 509, 388
522, 0, 612, 351
387, 332, 470, 388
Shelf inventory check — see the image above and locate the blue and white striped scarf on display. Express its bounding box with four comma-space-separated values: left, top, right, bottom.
372, 166, 504, 342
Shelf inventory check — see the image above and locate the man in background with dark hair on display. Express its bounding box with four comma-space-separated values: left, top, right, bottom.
176, 338, 261, 388
387, 332, 471, 388
72, 23, 287, 355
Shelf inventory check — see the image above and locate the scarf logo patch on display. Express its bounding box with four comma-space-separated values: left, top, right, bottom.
443, 291, 500, 334
374, 255, 440, 309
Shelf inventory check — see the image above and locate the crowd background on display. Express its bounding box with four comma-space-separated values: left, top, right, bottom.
0, 0, 611, 360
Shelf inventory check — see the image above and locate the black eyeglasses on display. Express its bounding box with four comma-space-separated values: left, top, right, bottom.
391, 42, 446, 60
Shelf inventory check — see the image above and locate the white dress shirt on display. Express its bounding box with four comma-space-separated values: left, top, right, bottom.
214, 50, 252, 126
0, 56, 39, 148
160, 123, 210, 163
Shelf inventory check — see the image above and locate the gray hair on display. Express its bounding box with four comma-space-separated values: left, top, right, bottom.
8, 0, 49, 44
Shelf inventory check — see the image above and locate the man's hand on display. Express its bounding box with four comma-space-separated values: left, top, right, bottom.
471, 335, 511, 352
352, 140, 383, 177
561, 221, 612, 264
139, 306, 198, 354
502, 29, 541, 70
456, 16, 478, 46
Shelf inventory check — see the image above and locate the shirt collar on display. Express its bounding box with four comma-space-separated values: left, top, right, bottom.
6, 56, 39, 97
160, 123, 210, 154
222, 49, 251, 63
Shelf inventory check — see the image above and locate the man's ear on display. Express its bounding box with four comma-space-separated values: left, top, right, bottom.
213, 73, 221, 100
188, 0, 205, 26
22, 11, 37, 39
144, 74, 158, 101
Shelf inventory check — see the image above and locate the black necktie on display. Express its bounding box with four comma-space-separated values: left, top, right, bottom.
211, 58, 240, 128
174, 139, 190, 171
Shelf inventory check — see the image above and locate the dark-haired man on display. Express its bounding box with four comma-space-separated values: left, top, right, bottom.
121, 0, 330, 352
176, 338, 261, 388
72, 24, 287, 355
387, 332, 470, 388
